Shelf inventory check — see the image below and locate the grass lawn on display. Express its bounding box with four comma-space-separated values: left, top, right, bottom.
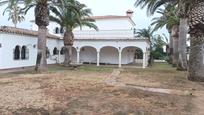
0, 63, 203, 114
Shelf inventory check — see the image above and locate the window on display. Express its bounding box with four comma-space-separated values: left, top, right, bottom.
133, 28, 137, 34
46, 47, 50, 58
53, 47, 59, 55
60, 47, 65, 55
60, 27, 64, 34
14, 45, 20, 60
21, 46, 29, 60
55, 27, 59, 34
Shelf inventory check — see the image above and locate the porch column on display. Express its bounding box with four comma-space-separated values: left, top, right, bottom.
119, 50, 122, 68
97, 51, 100, 66
77, 50, 80, 64
143, 52, 146, 68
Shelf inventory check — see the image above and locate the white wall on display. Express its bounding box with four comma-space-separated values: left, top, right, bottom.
75, 18, 134, 31
73, 39, 147, 53
0, 32, 148, 69
46, 39, 61, 64
100, 47, 119, 64
31, 18, 135, 35
0, 33, 37, 69
122, 47, 136, 64
0, 33, 64, 69
71, 47, 77, 63
0, 36, 3, 68
80, 47, 97, 63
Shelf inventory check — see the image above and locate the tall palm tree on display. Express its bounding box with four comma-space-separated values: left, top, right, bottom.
136, 27, 154, 66
22, 0, 68, 72
135, 0, 204, 81
151, 6, 180, 66
151, 4, 179, 65
176, 1, 190, 71
50, 0, 98, 66
136, 0, 188, 70
1, 0, 24, 27
187, 0, 204, 81
25, 0, 50, 72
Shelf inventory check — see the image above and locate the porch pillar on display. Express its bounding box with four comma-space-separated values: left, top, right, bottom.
143, 52, 146, 68
77, 50, 80, 64
119, 50, 122, 68
97, 51, 100, 66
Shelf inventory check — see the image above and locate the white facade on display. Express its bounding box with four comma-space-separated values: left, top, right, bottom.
0, 13, 149, 70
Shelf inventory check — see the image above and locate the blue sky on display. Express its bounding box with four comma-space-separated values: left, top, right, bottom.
0, 0, 168, 36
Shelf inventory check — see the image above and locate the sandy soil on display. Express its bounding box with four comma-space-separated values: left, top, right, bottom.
0, 65, 203, 115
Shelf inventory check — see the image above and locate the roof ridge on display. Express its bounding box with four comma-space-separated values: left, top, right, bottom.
0, 26, 60, 39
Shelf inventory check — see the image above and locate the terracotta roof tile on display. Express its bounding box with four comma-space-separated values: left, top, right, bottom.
0, 26, 60, 39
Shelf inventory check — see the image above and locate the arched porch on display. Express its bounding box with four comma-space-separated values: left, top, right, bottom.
121, 46, 144, 67
79, 46, 97, 64
99, 46, 119, 65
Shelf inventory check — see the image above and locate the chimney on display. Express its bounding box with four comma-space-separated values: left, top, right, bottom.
126, 10, 134, 17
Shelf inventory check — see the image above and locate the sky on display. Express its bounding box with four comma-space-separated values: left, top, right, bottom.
0, 0, 168, 37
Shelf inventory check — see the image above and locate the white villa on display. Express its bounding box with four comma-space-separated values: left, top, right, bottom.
0, 10, 150, 70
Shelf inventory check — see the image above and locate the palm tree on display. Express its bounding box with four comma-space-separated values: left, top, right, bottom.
151, 4, 179, 65
187, 0, 204, 81
176, 1, 190, 71
136, 27, 154, 66
1, 0, 24, 27
151, 6, 180, 67
22, 0, 69, 72
50, 0, 98, 66
25, 0, 50, 72
135, 0, 188, 70
135, 0, 204, 81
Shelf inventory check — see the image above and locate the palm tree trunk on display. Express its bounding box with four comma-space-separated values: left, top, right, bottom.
35, 26, 48, 72
187, 0, 204, 81
34, 1, 49, 72
169, 32, 173, 64
64, 45, 72, 66
177, 18, 188, 71
63, 30, 74, 66
172, 25, 179, 67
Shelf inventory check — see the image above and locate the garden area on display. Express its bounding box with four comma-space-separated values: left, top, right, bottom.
0, 63, 203, 115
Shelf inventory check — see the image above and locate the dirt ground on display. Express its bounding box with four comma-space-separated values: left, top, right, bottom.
0, 64, 203, 115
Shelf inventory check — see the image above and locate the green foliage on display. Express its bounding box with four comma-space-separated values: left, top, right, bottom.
151, 35, 167, 60
151, 4, 180, 32
0, 0, 25, 27
151, 47, 166, 60
50, 0, 98, 31
135, 48, 144, 59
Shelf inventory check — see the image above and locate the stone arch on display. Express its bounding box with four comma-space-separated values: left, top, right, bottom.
100, 46, 119, 65
121, 46, 143, 65
80, 46, 97, 64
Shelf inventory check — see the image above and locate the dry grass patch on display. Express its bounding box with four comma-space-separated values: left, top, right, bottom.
0, 64, 201, 114
120, 63, 204, 90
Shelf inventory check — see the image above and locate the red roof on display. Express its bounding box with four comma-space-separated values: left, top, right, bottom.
0, 26, 60, 39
